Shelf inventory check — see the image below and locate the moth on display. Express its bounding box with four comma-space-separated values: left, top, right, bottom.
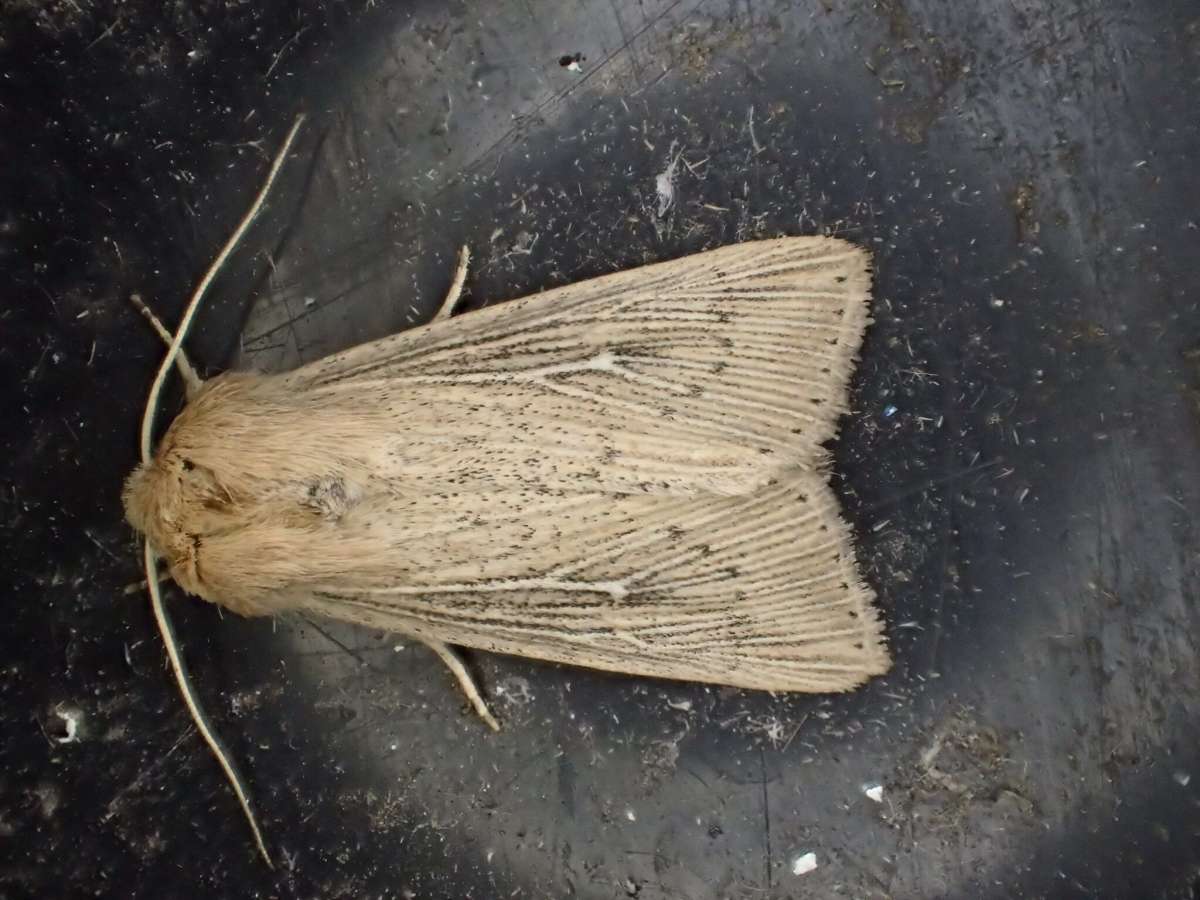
126, 235, 890, 737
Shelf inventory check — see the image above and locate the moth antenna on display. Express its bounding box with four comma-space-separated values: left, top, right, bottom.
139, 112, 305, 461
137, 113, 305, 866
433, 245, 470, 321
420, 638, 500, 731
128, 293, 202, 398
145, 541, 274, 867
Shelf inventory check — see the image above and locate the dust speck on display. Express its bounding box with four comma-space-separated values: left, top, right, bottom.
791, 851, 817, 875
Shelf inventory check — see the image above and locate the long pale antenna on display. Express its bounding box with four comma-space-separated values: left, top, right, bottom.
137, 113, 305, 866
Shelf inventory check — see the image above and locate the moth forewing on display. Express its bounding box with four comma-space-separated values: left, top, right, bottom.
126, 236, 888, 707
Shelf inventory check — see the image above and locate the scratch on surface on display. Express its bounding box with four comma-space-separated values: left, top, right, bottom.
244, 271, 379, 343
457, 0, 693, 180
608, 0, 646, 89
863, 458, 1001, 513
299, 614, 373, 669
265, 27, 308, 81
102, 727, 193, 822
747, 105, 764, 155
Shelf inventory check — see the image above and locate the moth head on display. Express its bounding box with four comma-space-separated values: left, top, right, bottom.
122, 447, 237, 606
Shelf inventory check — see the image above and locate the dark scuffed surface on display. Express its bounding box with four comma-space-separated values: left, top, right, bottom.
3, 1, 1200, 897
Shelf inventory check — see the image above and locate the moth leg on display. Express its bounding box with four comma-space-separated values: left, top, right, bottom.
128, 293, 203, 397
123, 566, 174, 595
420, 638, 500, 731
433, 245, 470, 321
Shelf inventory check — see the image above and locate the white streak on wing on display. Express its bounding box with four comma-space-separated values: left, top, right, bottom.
400, 350, 618, 384
357, 576, 630, 601
656, 289, 849, 300
399, 351, 698, 397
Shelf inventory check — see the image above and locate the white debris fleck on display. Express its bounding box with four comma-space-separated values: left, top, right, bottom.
486, 849, 495, 863
864, 783, 884, 803
920, 734, 943, 769
654, 140, 682, 217
666, 698, 693, 712
392, 643, 405, 652
34, 783, 61, 818
1174, 771, 1191, 787
791, 852, 818, 876
624, 807, 637, 822
54, 707, 80, 744
566, 60, 582, 72
496, 676, 534, 706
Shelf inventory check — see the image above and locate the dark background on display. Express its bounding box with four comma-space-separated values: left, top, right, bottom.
3, 1, 1199, 897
